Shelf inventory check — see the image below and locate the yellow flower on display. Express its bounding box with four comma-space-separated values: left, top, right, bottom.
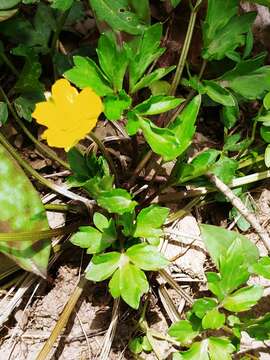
32, 79, 103, 151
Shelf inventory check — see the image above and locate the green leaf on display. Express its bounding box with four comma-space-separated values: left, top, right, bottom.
221, 98, 239, 130
203, 0, 239, 48
142, 336, 152, 352
265, 144, 270, 168
249, 256, 270, 279
129, 0, 150, 23
0, 102, 8, 125
93, 212, 109, 232
104, 90, 131, 121
97, 188, 137, 215
169, 95, 201, 155
176, 149, 220, 183
133, 205, 169, 241
0, 9, 18, 22
134, 95, 183, 115
174, 341, 209, 360
176, 338, 235, 360
128, 23, 165, 89
67, 147, 91, 180
88, 0, 145, 35
265, 144, 270, 167
0, 144, 51, 278
202, 308, 225, 330
223, 285, 263, 312
208, 337, 235, 360
203, 11, 256, 61
126, 243, 169, 271
220, 60, 270, 100
126, 111, 140, 135
149, 80, 171, 95
168, 320, 199, 344
200, 224, 259, 270
138, 117, 181, 161
70, 226, 101, 248
131, 66, 175, 93
97, 32, 128, 91
0, 0, 21, 10
14, 94, 43, 122
51, 0, 74, 11
85, 251, 121, 281
264, 92, 270, 110
203, 80, 235, 106
109, 262, 149, 309
12, 45, 44, 94
171, 0, 181, 7
192, 297, 217, 319
245, 313, 270, 341
128, 337, 143, 354
211, 156, 238, 184
64, 56, 113, 96
261, 125, 270, 143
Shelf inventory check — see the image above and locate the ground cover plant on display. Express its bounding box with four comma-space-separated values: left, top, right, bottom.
0, 0, 270, 359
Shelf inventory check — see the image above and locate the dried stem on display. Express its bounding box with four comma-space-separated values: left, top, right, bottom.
207, 173, 270, 252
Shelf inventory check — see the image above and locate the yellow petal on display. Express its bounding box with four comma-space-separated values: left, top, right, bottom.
51, 79, 78, 110
32, 101, 61, 127
72, 87, 103, 119
32, 79, 103, 151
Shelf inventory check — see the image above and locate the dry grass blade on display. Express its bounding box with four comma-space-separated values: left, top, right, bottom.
0, 273, 37, 326
158, 284, 182, 323
98, 298, 120, 360
36, 276, 87, 360
159, 269, 193, 305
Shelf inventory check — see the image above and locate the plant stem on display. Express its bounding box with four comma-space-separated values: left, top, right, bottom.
169, 0, 202, 96
88, 131, 119, 187
0, 86, 70, 169
51, 9, 70, 55
0, 132, 93, 205
44, 203, 77, 213
207, 172, 270, 252
0, 52, 19, 77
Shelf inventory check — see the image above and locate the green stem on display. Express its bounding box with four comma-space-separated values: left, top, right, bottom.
238, 153, 264, 169
0, 132, 92, 205
88, 131, 119, 187
51, 9, 70, 55
169, 0, 202, 96
0, 52, 19, 77
44, 203, 78, 213
0, 86, 70, 170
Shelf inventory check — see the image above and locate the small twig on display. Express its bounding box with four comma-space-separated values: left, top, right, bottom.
207, 173, 270, 252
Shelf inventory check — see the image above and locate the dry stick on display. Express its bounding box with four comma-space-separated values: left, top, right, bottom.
36, 276, 87, 360
207, 172, 270, 252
